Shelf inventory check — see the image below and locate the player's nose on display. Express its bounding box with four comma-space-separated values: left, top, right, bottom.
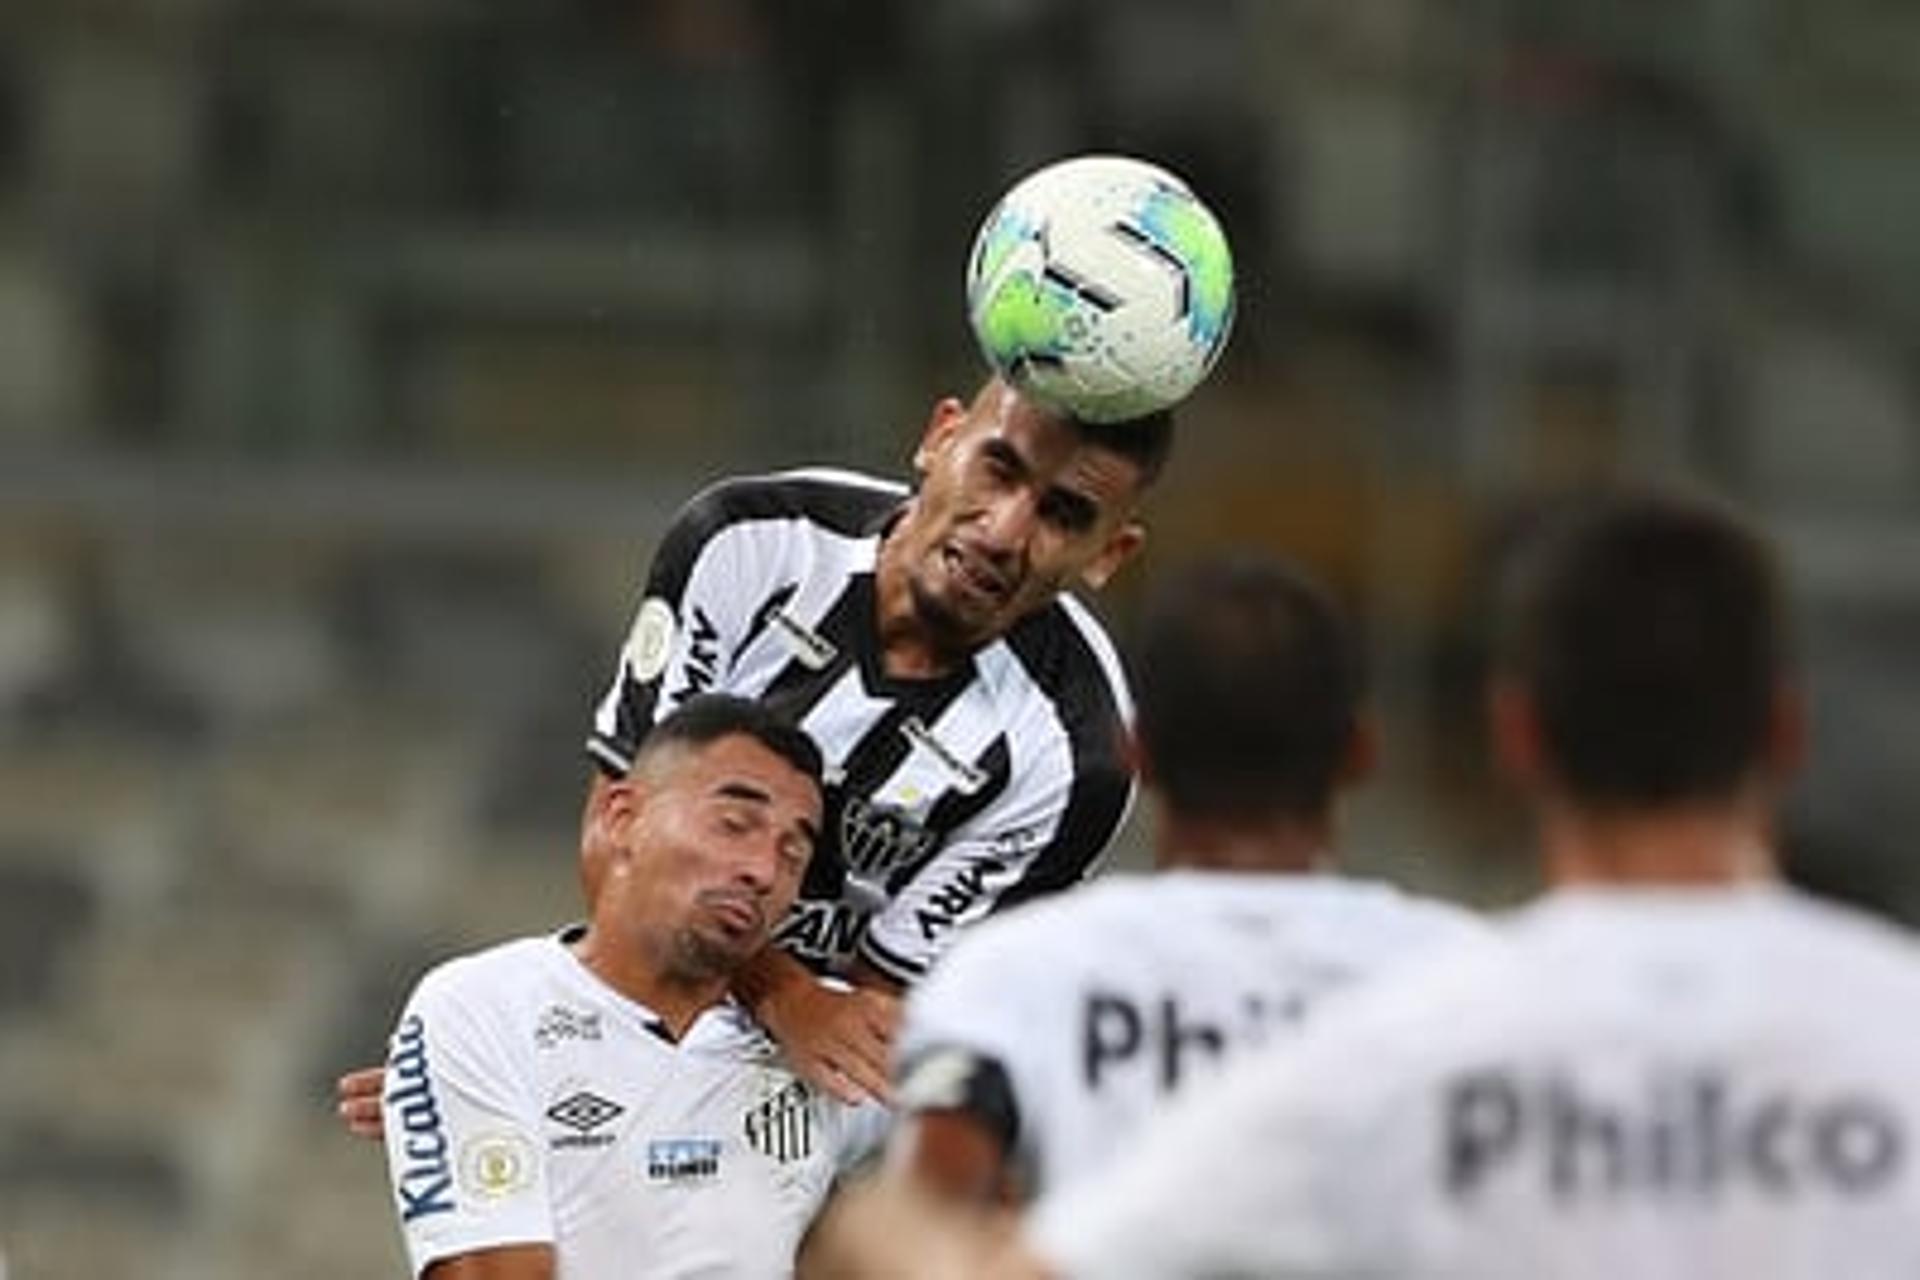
976, 488, 1038, 554
733, 837, 779, 892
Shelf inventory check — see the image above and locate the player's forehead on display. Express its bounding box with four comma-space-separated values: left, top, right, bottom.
971, 387, 1146, 513
667, 733, 821, 815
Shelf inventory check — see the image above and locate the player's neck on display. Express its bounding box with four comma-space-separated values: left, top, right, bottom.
873, 536, 970, 679
1156, 808, 1332, 875
571, 929, 730, 1040
1538, 792, 1777, 889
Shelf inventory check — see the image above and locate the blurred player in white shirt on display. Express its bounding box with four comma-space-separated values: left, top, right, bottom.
883, 554, 1488, 1207
1026, 490, 1920, 1280
380, 696, 883, 1280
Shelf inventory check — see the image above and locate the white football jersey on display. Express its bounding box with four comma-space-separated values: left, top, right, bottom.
381, 931, 886, 1279
1031, 883, 1920, 1280
894, 869, 1489, 1197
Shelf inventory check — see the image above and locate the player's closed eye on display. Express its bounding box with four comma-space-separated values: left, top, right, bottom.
715, 805, 760, 838
777, 836, 812, 872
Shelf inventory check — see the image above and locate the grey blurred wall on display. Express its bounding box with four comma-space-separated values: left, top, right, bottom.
2, 1, 1920, 1275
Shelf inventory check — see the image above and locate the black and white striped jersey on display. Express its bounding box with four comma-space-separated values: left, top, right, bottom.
588, 467, 1136, 984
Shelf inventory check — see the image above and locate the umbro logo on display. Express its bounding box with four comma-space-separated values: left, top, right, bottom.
547, 1091, 624, 1150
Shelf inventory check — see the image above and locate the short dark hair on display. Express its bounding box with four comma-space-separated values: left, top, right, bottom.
634, 694, 825, 795
1494, 490, 1790, 808
1132, 553, 1363, 822
1078, 407, 1175, 488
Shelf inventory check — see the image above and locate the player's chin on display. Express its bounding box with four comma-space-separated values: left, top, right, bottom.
692, 912, 768, 960
677, 926, 762, 980
911, 578, 1008, 649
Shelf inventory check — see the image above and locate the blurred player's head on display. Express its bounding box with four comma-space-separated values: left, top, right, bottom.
585, 695, 824, 985
1130, 553, 1370, 870
1491, 490, 1802, 835
886, 377, 1169, 659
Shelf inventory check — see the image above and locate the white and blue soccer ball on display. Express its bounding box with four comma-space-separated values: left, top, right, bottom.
966, 154, 1236, 424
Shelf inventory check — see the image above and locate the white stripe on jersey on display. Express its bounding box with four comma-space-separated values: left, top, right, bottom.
1057, 591, 1134, 726
768, 466, 909, 496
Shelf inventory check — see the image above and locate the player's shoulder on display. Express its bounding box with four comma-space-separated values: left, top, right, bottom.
1311, 874, 1494, 946
673, 467, 906, 541
923, 874, 1152, 989
410, 934, 566, 1019
986, 594, 1132, 766
1001, 593, 1127, 701
1717, 886, 1920, 1002
1762, 884, 1920, 955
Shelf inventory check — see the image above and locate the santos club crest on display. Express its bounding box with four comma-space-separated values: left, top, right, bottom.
744, 1078, 815, 1164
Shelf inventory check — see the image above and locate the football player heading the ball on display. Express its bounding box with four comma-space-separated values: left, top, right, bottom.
338, 154, 1236, 1136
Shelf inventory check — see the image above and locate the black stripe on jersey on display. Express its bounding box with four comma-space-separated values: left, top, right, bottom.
588, 473, 901, 772
985, 603, 1132, 917
861, 931, 930, 984
730, 582, 798, 667
646, 473, 902, 609
834, 679, 977, 836
757, 583, 866, 901
755, 576, 867, 728
884, 735, 1012, 895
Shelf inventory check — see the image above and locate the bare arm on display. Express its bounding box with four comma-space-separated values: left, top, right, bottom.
891, 1108, 1018, 1207
733, 948, 901, 1104
424, 1244, 554, 1280
797, 1179, 1045, 1280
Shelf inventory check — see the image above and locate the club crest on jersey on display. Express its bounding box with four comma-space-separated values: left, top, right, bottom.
646, 1138, 722, 1183
838, 796, 936, 882
744, 1078, 816, 1165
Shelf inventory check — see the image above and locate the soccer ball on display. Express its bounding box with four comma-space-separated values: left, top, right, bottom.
966, 155, 1235, 424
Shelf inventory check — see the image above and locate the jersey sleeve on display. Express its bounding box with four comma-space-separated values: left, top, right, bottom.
825, 1099, 893, 1178
890, 917, 1044, 1105
892, 916, 1047, 1144
587, 478, 784, 776
381, 962, 552, 1277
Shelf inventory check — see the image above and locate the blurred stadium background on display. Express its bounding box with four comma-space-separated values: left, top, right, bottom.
2, 0, 1919, 1275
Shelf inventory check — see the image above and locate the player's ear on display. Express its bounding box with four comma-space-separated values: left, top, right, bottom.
912, 397, 970, 476
1079, 518, 1146, 592
579, 771, 644, 905
1338, 710, 1380, 789
1766, 679, 1808, 784
589, 775, 645, 852
1487, 678, 1545, 791
1121, 723, 1153, 789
